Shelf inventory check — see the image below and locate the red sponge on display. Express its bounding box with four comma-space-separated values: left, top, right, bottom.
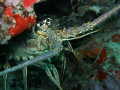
23, 0, 38, 8
8, 14, 36, 37
5, 6, 14, 18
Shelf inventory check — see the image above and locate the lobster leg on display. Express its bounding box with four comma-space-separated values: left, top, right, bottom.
45, 64, 63, 90
60, 55, 66, 80
51, 65, 60, 84
33, 62, 63, 90
3, 62, 10, 90
23, 67, 28, 90
3, 74, 7, 90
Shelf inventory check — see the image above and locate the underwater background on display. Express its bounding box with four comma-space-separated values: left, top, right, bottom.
0, 0, 120, 90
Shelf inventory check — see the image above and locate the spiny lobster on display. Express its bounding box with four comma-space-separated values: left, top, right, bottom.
0, 4, 120, 90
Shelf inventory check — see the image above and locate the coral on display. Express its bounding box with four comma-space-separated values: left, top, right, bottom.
116, 69, 120, 80
89, 74, 120, 90
97, 70, 108, 82
112, 34, 120, 42
105, 74, 120, 90
0, 2, 6, 17
0, 29, 10, 44
2, 14, 12, 23
97, 47, 107, 65
0, 0, 37, 44
89, 80, 104, 90
6, 6, 36, 37
89, 6, 101, 14
72, 14, 120, 89
77, 5, 90, 17
5, 0, 21, 6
